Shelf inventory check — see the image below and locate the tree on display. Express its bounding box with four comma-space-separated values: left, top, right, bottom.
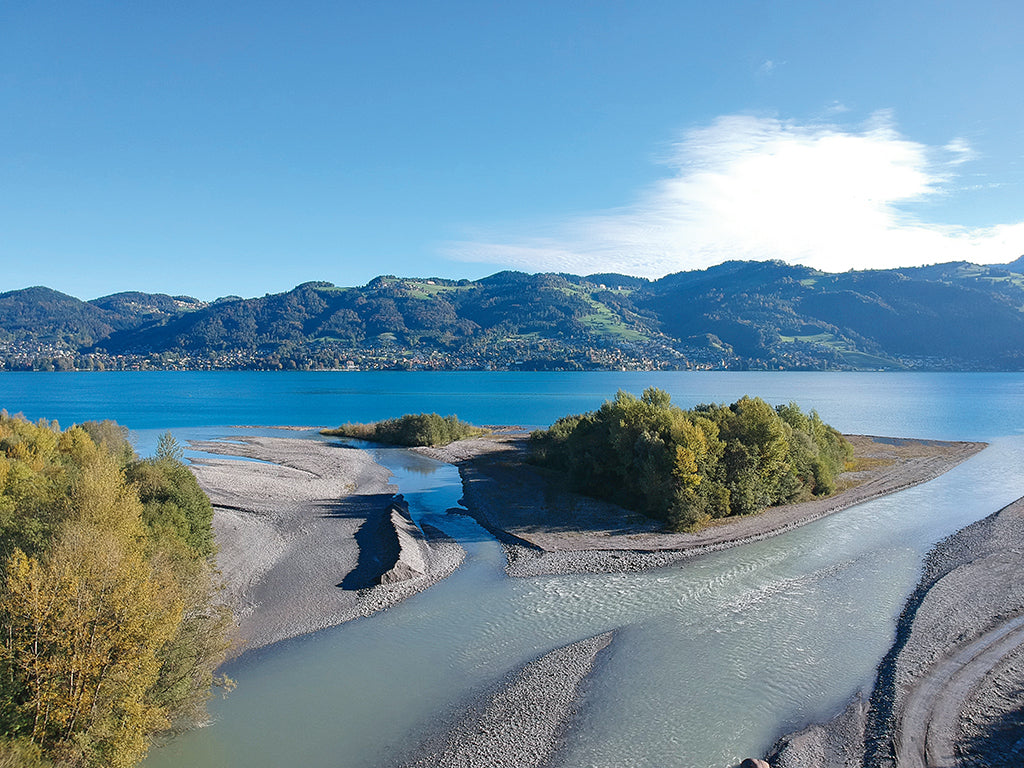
0, 415, 231, 767
154, 433, 183, 463
1, 453, 183, 768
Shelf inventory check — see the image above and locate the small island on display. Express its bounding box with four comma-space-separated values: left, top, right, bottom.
321, 412, 489, 447
529, 388, 852, 531
412, 398, 985, 577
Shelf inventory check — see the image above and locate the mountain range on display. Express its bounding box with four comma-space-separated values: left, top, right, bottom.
4, 258, 1024, 371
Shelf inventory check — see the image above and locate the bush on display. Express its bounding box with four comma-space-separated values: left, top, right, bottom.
530, 389, 852, 532
321, 413, 488, 447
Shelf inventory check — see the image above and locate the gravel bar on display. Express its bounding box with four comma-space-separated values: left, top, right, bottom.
398, 632, 614, 768
769, 495, 1024, 768
189, 435, 465, 657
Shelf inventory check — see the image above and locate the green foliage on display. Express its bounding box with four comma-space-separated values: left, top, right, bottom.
78, 420, 135, 467
530, 389, 852, 532
125, 453, 216, 560
321, 413, 489, 447
0, 414, 230, 767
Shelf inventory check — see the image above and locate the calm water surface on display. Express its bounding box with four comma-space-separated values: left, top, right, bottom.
1, 372, 1020, 767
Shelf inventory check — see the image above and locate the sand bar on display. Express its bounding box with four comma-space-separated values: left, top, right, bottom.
189, 435, 464, 657
423, 433, 986, 576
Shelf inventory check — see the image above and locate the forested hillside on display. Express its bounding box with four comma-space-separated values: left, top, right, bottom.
3, 258, 1024, 371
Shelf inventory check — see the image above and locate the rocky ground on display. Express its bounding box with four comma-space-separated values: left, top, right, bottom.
769, 495, 1024, 768
190, 435, 465, 657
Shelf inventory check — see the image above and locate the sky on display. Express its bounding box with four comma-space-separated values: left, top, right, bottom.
2, 0, 1023, 300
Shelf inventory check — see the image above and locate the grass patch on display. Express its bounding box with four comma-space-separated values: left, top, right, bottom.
847, 455, 897, 472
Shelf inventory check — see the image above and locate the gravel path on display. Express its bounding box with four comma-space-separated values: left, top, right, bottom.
957, 643, 1024, 767
897, 616, 1024, 768
398, 632, 614, 768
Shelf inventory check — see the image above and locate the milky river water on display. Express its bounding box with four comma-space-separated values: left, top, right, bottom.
2, 371, 1022, 767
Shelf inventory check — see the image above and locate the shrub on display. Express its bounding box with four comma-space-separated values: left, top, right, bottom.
321, 413, 488, 447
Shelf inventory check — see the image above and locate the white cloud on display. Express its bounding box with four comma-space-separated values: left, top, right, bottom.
943, 137, 976, 165
446, 113, 1024, 277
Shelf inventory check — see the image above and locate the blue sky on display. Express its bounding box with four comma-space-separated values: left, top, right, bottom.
2, 1, 1022, 300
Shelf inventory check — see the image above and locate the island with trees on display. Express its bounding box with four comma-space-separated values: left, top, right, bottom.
529, 388, 853, 531
321, 412, 489, 447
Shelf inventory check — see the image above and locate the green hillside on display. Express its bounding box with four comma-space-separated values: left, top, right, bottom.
3, 258, 1024, 371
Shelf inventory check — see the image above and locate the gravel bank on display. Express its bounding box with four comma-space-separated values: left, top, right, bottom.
443, 434, 984, 577
190, 435, 465, 657
397, 632, 614, 768
769, 495, 1024, 768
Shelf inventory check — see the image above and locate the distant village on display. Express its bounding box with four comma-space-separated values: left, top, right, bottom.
0, 337, 961, 373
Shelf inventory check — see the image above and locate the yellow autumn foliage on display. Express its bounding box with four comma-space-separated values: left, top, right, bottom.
0, 414, 231, 768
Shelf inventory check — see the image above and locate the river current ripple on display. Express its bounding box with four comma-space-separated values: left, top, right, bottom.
144, 433, 1024, 768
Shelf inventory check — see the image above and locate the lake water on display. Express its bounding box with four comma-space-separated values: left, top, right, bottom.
1, 371, 1021, 768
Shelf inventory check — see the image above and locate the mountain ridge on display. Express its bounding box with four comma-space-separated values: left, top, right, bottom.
3, 258, 1024, 371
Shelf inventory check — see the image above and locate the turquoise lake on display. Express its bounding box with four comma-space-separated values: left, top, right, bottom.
1, 371, 1021, 767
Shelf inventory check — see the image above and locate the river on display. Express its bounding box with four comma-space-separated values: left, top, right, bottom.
1, 371, 1020, 767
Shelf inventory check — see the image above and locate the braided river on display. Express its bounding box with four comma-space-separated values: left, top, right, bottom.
2, 371, 1022, 767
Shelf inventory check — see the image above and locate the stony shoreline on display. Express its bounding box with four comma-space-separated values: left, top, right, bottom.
189, 435, 464, 657
769, 495, 1024, 768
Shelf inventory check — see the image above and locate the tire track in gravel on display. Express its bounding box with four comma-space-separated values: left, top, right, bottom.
896, 614, 1024, 768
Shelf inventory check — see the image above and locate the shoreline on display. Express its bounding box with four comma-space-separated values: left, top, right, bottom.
769, 494, 1024, 768
419, 433, 986, 576
189, 435, 464, 658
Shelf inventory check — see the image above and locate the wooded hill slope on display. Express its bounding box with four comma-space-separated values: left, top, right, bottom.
4, 258, 1024, 370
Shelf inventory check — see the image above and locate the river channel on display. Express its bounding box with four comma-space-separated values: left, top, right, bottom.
2, 371, 1020, 767
143, 431, 1024, 768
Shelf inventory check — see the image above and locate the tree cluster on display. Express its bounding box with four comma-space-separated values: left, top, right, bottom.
0, 415, 231, 768
529, 389, 853, 531
321, 413, 489, 447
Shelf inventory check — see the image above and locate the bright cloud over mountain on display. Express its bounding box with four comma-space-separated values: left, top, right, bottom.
449, 114, 1024, 277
